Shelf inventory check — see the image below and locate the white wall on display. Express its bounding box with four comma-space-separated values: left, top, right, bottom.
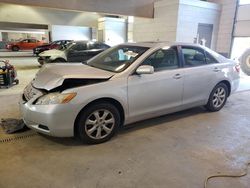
231, 4, 250, 58
51, 25, 91, 41
176, 0, 221, 50
231, 37, 250, 59
127, 16, 134, 42
133, 0, 220, 50
0, 3, 100, 28
98, 17, 126, 46
133, 0, 179, 42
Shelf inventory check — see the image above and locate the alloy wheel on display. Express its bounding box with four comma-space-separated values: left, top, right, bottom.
84, 109, 115, 140
212, 87, 226, 108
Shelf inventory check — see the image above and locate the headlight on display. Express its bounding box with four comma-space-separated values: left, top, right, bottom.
35, 92, 76, 105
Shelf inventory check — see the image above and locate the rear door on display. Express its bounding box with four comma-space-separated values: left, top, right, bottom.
181, 46, 220, 106
128, 46, 184, 121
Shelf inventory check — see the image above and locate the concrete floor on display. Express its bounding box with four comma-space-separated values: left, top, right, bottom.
0, 56, 250, 188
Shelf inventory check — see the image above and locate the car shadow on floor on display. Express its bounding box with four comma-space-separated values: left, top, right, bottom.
120, 106, 207, 134
40, 106, 208, 146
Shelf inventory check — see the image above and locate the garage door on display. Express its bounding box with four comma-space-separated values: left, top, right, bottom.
234, 4, 250, 37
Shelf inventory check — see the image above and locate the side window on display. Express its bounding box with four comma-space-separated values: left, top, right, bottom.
141, 47, 179, 71
72, 43, 87, 51
22, 39, 28, 43
90, 43, 109, 49
205, 51, 219, 64
88, 43, 96, 49
28, 39, 37, 43
182, 47, 206, 67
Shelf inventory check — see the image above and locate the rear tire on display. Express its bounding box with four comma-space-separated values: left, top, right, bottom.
12, 46, 19, 51
205, 83, 228, 112
76, 102, 120, 144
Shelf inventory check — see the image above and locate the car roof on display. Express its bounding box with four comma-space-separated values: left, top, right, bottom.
120, 41, 227, 62
72, 40, 102, 44
121, 41, 206, 49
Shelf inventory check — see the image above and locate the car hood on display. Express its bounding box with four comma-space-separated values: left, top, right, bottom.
39, 49, 63, 57
32, 63, 115, 91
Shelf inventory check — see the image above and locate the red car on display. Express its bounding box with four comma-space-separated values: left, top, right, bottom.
6, 39, 46, 51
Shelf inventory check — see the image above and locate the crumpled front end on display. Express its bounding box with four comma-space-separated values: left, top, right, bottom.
19, 64, 114, 137
19, 83, 78, 137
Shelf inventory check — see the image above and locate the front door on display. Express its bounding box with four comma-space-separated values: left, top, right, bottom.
128, 46, 184, 121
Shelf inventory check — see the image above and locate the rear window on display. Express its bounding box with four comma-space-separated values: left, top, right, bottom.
205, 51, 219, 64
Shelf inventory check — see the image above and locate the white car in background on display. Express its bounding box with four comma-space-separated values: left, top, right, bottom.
38, 41, 110, 65
20, 42, 240, 144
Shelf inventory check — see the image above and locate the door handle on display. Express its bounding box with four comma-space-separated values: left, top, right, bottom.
173, 74, 182, 79
213, 67, 221, 72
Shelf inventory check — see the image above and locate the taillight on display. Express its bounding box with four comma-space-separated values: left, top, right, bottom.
234, 64, 240, 73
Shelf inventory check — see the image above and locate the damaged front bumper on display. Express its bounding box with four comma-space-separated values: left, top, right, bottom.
19, 85, 78, 137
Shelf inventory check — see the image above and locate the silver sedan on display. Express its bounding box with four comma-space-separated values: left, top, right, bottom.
20, 42, 240, 144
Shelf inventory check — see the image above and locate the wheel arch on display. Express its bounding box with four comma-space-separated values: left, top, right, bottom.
218, 80, 231, 96
74, 97, 125, 136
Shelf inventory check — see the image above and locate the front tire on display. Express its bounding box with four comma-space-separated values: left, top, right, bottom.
205, 83, 228, 112
76, 102, 120, 144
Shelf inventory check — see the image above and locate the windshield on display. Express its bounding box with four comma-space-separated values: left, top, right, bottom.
87, 45, 149, 73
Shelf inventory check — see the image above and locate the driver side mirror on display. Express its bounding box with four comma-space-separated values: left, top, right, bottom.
136, 65, 154, 75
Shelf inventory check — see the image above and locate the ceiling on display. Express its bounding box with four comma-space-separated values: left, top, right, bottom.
0, 0, 156, 18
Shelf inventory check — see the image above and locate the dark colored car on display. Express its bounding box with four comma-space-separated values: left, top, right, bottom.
38, 41, 110, 65
33, 40, 72, 56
